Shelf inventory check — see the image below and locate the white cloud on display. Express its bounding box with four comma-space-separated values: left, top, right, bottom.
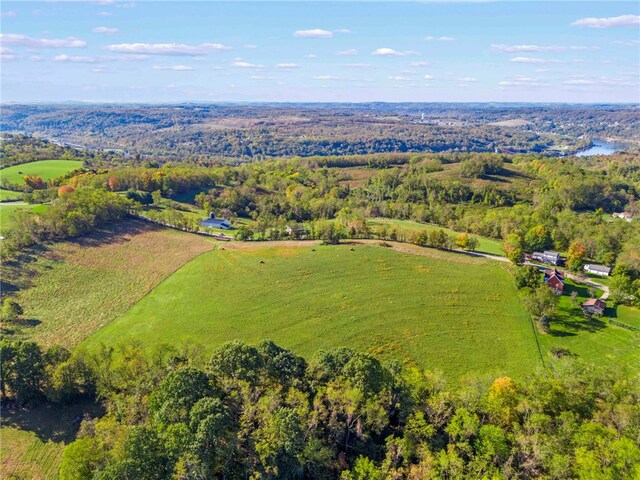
294, 29, 333, 39
510, 56, 551, 64
571, 15, 639, 28
408, 61, 431, 67
152, 65, 193, 71
105, 42, 231, 56
304, 54, 318, 59
614, 39, 640, 46
498, 75, 549, 87
276, 63, 300, 69
244, 44, 257, 49
342, 63, 376, 69
334, 28, 351, 33
457, 76, 478, 82
250, 75, 276, 80
232, 60, 263, 69
423, 74, 434, 80
425, 36, 455, 41
491, 44, 564, 53
371, 48, 417, 57
0, 53, 18, 61
312, 75, 340, 80
336, 48, 357, 56
389, 76, 410, 81
1, 11, 16, 18
54, 54, 97, 63
563, 79, 594, 85
93, 26, 119, 34
0, 33, 87, 48
98, 11, 112, 17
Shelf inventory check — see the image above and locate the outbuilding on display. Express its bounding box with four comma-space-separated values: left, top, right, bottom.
580, 298, 606, 316
584, 264, 611, 277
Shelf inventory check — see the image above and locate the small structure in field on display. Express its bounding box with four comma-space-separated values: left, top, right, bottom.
584, 264, 611, 277
199, 213, 231, 230
532, 251, 562, 266
543, 268, 565, 295
580, 298, 606, 316
285, 224, 308, 239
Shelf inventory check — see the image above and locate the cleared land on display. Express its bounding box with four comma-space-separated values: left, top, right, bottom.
82, 243, 540, 379
0, 159, 83, 185
0, 188, 22, 201
0, 203, 48, 236
537, 280, 640, 369
1, 399, 102, 480
7, 220, 214, 347
366, 218, 504, 256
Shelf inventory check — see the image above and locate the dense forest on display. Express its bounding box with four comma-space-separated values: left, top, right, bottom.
6, 103, 638, 161
1, 339, 639, 479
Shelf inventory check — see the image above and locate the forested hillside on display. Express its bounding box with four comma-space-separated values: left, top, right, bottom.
6, 103, 638, 161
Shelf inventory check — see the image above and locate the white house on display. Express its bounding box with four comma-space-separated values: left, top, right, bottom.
199, 213, 231, 230
584, 264, 611, 277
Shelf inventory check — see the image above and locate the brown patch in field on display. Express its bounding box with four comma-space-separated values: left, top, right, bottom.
354, 240, 487, 265
15, 220, 215, 348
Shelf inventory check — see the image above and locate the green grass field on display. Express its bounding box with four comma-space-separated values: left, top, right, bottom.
537, 280, 640, 369
0, 159, 83, 186
1, 399, 102, 480
82, 243, 540, 379
0, 188, 22, 201
0, 203, 48, 235
366, 218, 504, 256
8, 220, 214, 347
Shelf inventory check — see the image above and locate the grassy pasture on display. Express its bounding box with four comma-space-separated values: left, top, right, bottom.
1, 399, 102, 480
0, 188, 22, 201
82, 243, 541, 379
537, 280, 640, 369
7, 220, 214, 347
0, 159, 83, 186
0, 203, 48, 235
365, 217, 504, 256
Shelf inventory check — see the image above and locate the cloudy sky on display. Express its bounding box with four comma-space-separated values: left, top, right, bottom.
1, 1, 639, 103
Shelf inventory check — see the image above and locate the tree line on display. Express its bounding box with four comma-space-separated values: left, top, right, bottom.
1, 339, 638, 479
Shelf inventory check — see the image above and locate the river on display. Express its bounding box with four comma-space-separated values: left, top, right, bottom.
575, 140, 620, 157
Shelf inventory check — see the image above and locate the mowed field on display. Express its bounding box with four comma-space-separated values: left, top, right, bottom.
0, 159, 83, 185
83, 242, 541, 379
538, 281, 640, 369
0, 188, 23, 201
9, 220, 214, 347
0, 203, 48, 235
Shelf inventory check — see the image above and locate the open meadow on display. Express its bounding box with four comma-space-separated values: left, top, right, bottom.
0, 203, 48, 236
82, 242, 541, 379
4, 220, 214, 347
0, 159, 83, 186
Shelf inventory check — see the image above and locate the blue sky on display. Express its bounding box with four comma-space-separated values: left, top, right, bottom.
1, 1, 638, 103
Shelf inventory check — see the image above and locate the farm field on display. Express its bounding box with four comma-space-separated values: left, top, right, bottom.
0, 203, 48, 236
0, 188, 22, 201
365, 217, 504, 256
537, 280, 640, 370
7, 220, 214, 347
1, 398, 102, 480
82, 242, 540, 379
0, 159, 83, 185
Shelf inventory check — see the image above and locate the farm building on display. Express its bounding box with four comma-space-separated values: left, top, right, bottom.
584, 264, 611, 277
543, 268, 565, 295
533, 251, 562, 266
580, 298, 606, 316
199, 213, 232, 230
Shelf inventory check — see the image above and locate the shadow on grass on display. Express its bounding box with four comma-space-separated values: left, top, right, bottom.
1, 396, 104, 444
68, 219, 156, 249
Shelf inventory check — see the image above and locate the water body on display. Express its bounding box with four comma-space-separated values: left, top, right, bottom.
575, 140, 620, 157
